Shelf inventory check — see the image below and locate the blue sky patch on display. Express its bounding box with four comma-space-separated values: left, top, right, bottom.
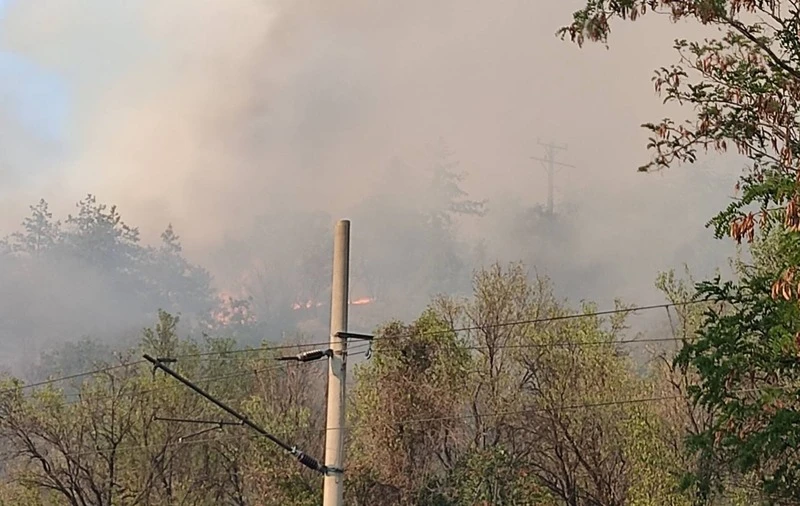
0, 52, 69, 141
0, 0, 69, 143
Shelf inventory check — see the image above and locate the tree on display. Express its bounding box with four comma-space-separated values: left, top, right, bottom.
561, 1, 800, 500
424, 137, 487, 231
4, 199, 61, 255
422, 138, 486, 296
645, 269, 765, 505
441, 265, 638, 506
142, 224, 214, 318
34, 338, 115, 385
348, 263, 672, 505
3, 262, 749, 505
215, 209, 333, 343
0, 311, 328, 506
62, 194, 141, 270
0, 196, 214, 358
347, 144, 486, 316
347, 309, 473, 505
675, 231, 800, 501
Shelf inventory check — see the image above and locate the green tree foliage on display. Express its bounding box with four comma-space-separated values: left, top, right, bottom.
645, 270, 764, 505
675, 235, 800, 501
562, 0, 800, 500
349, 263, 680, 505
0, 312, 325, 506
347, 309, 473, 505
3, 263, 765, 505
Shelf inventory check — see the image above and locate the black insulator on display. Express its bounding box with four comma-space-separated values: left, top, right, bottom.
296, 452, 323, 472
297, 350, 330, 362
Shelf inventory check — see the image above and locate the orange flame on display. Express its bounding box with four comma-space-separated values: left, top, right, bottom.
350, 297, 374, 305
290, 297, 375, 310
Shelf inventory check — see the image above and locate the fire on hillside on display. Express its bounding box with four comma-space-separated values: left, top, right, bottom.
291, 297, 375, 310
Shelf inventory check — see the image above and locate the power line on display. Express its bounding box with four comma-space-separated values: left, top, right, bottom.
61, 384, 791, 457
385, 300, 704, 341
143, 353, 328, 474
0, 360, 147, 395
173, 339, 349, 359
2, 301, 704, 394
179, 301, 705, 357
48, 333, 672, 408
61, 348, 372, 407
4, 340, 372, 397
463, 335, 691, 352
336, 384, 788, 432
63, 360, 300, 405
53, 334, 681, 408
73, 433, 244, 457
336, 394, 685, 430
66, 393, 689, 457
164, 302, 706, 360
154, 416, 244, 426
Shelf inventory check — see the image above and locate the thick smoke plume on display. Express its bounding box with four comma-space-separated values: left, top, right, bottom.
0, 0, 739, 369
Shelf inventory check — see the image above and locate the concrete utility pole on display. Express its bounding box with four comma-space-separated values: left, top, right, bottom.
531, 140, 573, 216
322, 220, 350, 506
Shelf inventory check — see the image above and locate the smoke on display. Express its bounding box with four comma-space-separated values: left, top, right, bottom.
0, 0, 740, 363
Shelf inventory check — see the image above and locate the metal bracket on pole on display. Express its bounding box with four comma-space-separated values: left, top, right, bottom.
150, 357, 177, 378
335, 332, 375, 359
335, 332, 374, 341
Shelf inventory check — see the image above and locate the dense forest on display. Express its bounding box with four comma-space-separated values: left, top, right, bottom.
0, 137, 495, 372
0, 262, 753, 506
7, 0, 800, 504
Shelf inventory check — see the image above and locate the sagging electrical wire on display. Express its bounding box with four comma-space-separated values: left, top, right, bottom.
3, 300, 704, 396
144, 354, 331, 474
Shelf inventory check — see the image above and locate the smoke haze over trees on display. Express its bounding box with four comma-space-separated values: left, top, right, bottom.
0, 0, 740, 365
1, 1, 787, 502
0, 195, 214, 368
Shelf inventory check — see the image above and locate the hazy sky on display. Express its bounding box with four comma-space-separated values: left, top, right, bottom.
0, 0, 739, 307
0, 0, 68, 200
